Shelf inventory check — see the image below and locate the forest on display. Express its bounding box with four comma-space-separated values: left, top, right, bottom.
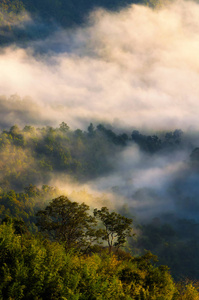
1, 123, 199, 298
2, 0, 199, 298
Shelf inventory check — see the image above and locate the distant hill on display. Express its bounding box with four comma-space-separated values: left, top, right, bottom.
0, 0, 145, 45
22, 0, 143, 27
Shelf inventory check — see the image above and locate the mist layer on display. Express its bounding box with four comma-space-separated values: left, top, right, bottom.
0, 1, 199, 129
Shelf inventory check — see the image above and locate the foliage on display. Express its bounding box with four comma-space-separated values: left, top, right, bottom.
0, 221, 187, 300
0, 222, 74, 299
131, 129, 183, 153
94, 206, 133, 253
0, 123, 186, 191
0, 124, 126, 190
174, 280, 199, 300
0, 0, 25, 42
0, 190, 199, 298
36, 196, 98, 250
0, 184, 61, 229
144, 0, 173, 8
132, 218, 199, 281
0, 122, 198, 282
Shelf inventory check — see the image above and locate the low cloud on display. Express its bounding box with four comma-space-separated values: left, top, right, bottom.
88, 144, 189, 219
1, 1, 199, 129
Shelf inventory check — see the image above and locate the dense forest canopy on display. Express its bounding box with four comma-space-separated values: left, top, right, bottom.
1, 123, 199, 281
0, 122, 193, 191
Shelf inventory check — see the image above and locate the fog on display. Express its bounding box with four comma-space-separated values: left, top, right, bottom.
1, 0, 199, 222
88, 144, 190, 220
1, 0, 199, 130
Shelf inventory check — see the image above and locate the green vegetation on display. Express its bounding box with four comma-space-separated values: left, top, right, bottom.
94, 206, 133, 253
1, 0, 199, 297
144, 0, 173, 8
0, 123, 187, 191
0, 211, 199, 299
0, 0, 26, 44
0, 221, 174, 300
0, 0, 25, 24
0, 184, 61, 231
0, 171, 198, 298
132, 218, 199, 281
0, 123, 199, 296
37, 196, 99, 251
0, 123, 127, 190
1, 123, 199, 282
131, 129, 183, 153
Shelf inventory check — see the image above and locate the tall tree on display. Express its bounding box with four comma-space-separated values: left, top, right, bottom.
93, 207, 133, 253
37, 196, 97, 250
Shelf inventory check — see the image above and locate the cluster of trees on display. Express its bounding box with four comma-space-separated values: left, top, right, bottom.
1, 122, 199, 285
132, 217, 199, 280
0, 123, 189, 191
131, 129, 183, 153
36, 196, 134, 254
1, 199, 199, 299
0, 184, 134, 253
0, 0, 25, 21
0, 123, 127, 190
2, 181, 199, 284
144, 0, 172, 8
0, 184, 62, 229
0, 0, 26, 44
0, 221, 178, 300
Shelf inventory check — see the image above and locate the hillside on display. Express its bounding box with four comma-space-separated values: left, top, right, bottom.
1, 0, 199, 298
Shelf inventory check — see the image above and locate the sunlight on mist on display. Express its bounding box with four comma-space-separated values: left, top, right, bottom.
0, 0, 199, 129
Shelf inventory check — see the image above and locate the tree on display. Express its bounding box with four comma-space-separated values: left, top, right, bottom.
59, 122, 69, 132
87, 123, 95, 137
1, 216, 28, 235
164, 129, 183, 148
36, 196, 97, 250
93, 207, 133, 253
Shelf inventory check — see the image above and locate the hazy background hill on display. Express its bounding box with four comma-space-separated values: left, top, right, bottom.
0, 0, 144, 45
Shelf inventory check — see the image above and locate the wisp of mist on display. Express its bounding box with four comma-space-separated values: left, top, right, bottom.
1, 0, 199, 129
